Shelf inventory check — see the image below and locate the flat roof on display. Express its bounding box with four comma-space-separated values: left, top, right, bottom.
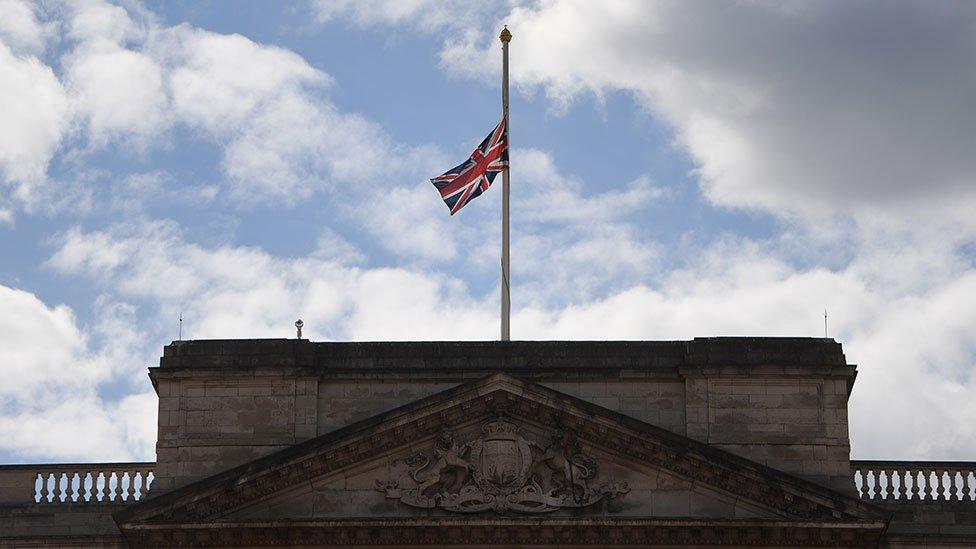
157, 337, 848, 370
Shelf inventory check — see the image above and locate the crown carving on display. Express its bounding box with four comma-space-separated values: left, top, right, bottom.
482, 418, 519, 435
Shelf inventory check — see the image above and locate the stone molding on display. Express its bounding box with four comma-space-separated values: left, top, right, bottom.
154, 338, 852, 375
120, 518, 886, 547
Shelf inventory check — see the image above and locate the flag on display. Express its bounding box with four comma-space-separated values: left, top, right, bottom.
430, 116, 508, 215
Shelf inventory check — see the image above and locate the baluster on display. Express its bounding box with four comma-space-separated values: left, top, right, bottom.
945, 469, 953, 501
853, 468, 863, 498
949, 469, 961, 501
968, 471, 976, 501
60, 472, 67, 503
891, 469, 902, 500
146, 471, 154, 494
33, 473, 41, 503
135, 470, 145, 500
936, 468, 947, 501
916, 469, 926, 500
910, 468, 920, 500
919, 467, 932, 501
69, 472, 80, 502
122, 471, 132, 501
108, 471, 118, 502
41, 473, 51, 503
82, 472, 93, 502
868, 468, 877, 499
862, 469, 870, 499
92, 471, 105, 501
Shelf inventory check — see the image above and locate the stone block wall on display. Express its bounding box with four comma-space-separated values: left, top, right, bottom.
153, 374, 319, 491
316, 381, 459, 434
0, 503, 125, 546
151, 338, 856, 494
541, 379, 687, 435
684, 373, 852, 492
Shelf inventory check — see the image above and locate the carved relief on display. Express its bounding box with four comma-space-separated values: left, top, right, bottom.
376, 418, 628, 513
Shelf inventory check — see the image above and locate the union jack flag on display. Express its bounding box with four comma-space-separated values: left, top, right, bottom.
431, 116, 508, 215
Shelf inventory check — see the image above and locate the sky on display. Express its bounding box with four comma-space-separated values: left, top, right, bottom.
1, 0, 976, 464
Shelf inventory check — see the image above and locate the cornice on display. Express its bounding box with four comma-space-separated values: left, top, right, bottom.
121, 518, 886, 547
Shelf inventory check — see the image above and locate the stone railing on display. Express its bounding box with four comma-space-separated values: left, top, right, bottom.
852, 460, 976, 502
0, 462, 154, 504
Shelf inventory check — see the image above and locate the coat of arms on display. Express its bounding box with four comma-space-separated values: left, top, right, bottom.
376, 418, 629, 514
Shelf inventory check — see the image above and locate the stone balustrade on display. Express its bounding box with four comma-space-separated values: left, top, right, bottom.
0, 462, 154, 504
852, 460, 976, 502
4, 459, 975, 506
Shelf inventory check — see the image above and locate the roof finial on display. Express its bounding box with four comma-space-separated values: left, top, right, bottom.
295, 319, 304, 339
499, 25, 512, 43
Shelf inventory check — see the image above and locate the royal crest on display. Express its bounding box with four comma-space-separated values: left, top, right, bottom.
376, 418, 629, 514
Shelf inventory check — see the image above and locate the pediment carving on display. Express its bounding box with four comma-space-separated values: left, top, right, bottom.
376, 417, 628, 513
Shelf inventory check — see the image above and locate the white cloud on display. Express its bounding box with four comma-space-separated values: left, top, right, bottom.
509, 149, 664, 303
0, 0, 55, 55
0, 285, 89, 401
65, 0, 143, 44
311, 0, 502, 32
64, 40, 168, 147
0, 390, 156, 461
0, 285, 156, 461
47, 220, 495, 342
163, 27, 327, 134
348, 1, 976, 222
0, 40, 70, 204
0, 0, 434, 213
44, 217, 976, 460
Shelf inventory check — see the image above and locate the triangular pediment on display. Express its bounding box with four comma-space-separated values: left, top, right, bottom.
116, 373, 886, 546
223, 418, 782, 522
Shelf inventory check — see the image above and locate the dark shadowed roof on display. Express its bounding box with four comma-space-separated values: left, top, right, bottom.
158, 337, 848, 371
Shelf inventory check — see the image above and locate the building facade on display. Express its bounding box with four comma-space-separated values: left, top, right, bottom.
1, 338, 974, 547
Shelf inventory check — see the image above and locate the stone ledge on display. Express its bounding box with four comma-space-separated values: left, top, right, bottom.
158, 338, 849, 372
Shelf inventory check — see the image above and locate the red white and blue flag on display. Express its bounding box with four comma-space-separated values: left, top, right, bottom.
430, 116, 508, 215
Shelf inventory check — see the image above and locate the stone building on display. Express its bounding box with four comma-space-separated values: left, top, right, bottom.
1, 338, 974, 547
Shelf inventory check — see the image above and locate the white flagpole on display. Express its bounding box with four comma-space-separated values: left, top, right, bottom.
500, 26, 512, 341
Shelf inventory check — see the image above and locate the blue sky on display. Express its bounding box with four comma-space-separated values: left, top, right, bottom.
2, 0, 976, 464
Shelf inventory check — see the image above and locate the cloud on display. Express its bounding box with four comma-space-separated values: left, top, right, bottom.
0, 39, 70, 204
62, 0, 168, 148
43, 216, 976, 460
340, 1, 976, 222
46, 220, 495, 342
0, 0, 435, 215
0, 0, 55, 55
0, 285, 156, 461
0, 285, 89, 401
311, 0, 502, 32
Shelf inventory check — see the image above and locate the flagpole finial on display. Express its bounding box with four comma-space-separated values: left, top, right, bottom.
499, 26, 512, 43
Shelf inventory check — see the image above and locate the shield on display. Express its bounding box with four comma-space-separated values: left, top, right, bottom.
482, 438, 521, 485
471, 426, 532, 494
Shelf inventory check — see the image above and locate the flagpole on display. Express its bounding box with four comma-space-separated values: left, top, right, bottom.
500, 26, 512, 342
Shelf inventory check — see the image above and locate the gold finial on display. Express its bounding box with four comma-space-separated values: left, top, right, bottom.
499, 26, 512, 43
